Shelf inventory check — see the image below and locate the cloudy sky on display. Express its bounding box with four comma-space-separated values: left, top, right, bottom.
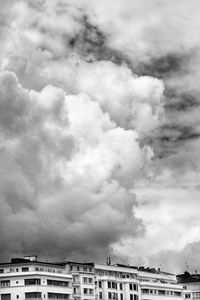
0, 0, 200, 273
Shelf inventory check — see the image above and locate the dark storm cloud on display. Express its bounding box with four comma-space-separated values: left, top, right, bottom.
165, 91, 199, 112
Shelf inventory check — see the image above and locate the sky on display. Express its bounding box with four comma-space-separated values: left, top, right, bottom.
0, 0, 200, 274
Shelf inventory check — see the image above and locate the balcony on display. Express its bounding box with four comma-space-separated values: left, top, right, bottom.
25, 298, 43, 300
72, 281, 80, 286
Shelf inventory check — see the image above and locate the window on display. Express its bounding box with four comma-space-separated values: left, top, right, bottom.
83, 289, 93, 296
16, 269, 18, 272
83, 278, 87, 283
119, 283, 123, 290
89, 289, 93, 295
47, 280, 69, 287
0, 270, 4, 274
99, 292, 102, 299
22, 267, 29, 272
134, 296, 138, 300
112, 282, 117, 289
25, 292, 41, 299
158, 290, 166, 295
1, 281, 10, 287
130, 295, 133, 300
174, 291, 181, 297
84, 289, 87, 295
129, 284, 133, 290
120, 295, 123, 300
142, 289, 149, 294
99, 281, 102, 288
108, 292, 112, 299
48, 293, 69, 299
108, 282, 111, 289
134, 284, 138, 291
16, 296, 19, 299
25, 279, 41, 285
1, 294, 11, 300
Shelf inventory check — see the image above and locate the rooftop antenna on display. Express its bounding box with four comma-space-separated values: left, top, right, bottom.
106, 257, 111, 266
185, 262, 189, 272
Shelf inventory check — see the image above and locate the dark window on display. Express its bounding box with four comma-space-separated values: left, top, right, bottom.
16, 269, 18, 272
22, 267, 29, 272
120, 294, 123, 300
158, 290, 166, 295
25, 279, 41, 285
16, 296, 19, 299
83, 289, 87, 295
47, 280, 69, 287
120, 283, 123, 290
99, 292, 102, 299
129, 284, 133, 290
1, 281, 10, 287
174, 292, 181, 297
108, 282, 111, 289
130, 295, 133, 300
134, 296, 138, 300
25, 292, 41, 299
1, 295, 11, 300
108, 292, 112, 299
48, 293, 69, 299
112, 282, 116, 289
142, 289, 149, 294
0, 270, 4, 274
99, 281, 102, 288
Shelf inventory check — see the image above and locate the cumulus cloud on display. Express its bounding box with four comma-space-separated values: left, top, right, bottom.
0, 0, 200, 271
0, 64, 156, 261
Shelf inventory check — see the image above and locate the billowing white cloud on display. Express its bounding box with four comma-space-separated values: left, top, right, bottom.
0, 0, 200, 271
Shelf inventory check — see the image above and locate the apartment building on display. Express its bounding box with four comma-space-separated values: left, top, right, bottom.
0, 257, 189, 300
95, 263, 186, 300
65, 262, 95, 300
177, 272, 199, 300
138, 266, 186, 300
0, 257, 73, 300
95, 263, 139, 300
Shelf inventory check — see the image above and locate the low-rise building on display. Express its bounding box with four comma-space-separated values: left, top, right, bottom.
65, 262, 95, 300
177, 272, 198, 300
0, 257, 187, 300
0, 257, 73, 300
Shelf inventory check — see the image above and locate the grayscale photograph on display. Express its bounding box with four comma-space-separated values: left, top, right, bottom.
0, 0, 199, 299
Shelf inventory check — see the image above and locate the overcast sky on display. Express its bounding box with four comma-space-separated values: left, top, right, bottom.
0, 0, 200, 273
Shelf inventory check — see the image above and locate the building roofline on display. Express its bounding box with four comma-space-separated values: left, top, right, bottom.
0, 259, 66, 268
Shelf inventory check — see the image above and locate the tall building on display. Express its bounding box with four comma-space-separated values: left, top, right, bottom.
0, 257, 189, 300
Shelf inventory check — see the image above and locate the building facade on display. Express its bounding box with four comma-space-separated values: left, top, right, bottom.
0, 257, 73, 300
0, 257, 189, 300
177, 272, 199, 300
